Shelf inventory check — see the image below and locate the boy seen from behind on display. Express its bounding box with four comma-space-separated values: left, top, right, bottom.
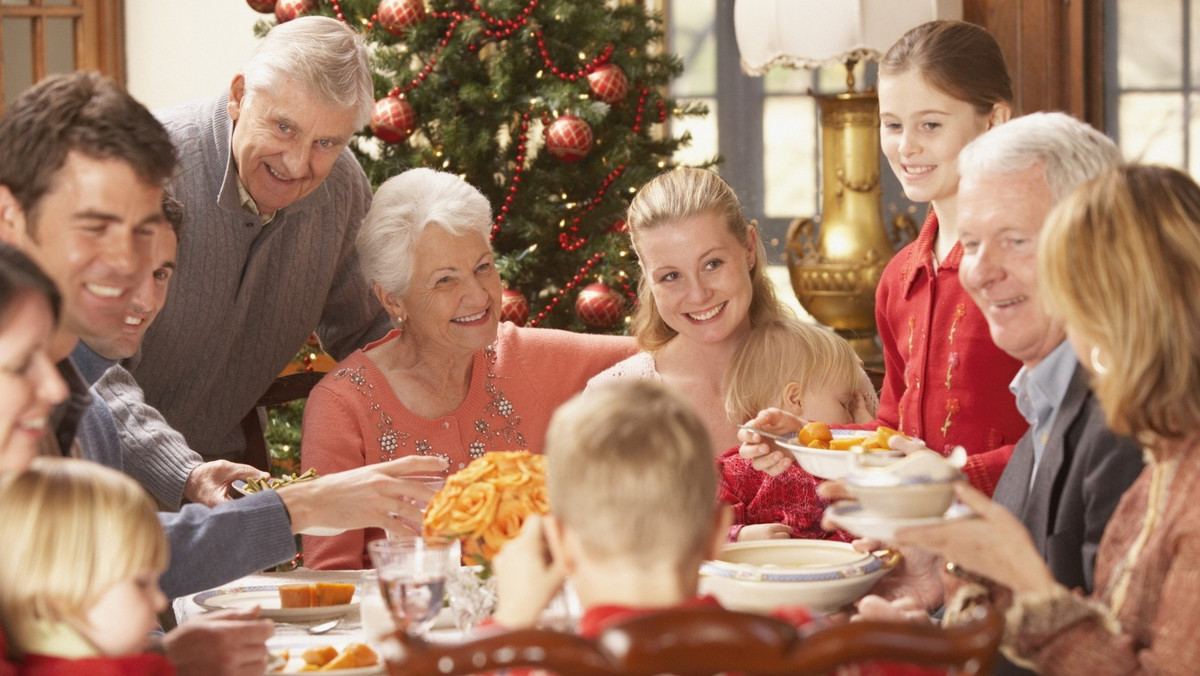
491, 380, 737, 633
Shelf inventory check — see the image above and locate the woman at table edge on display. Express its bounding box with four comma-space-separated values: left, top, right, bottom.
0, 243, 73, 675
301, 168, 636, 570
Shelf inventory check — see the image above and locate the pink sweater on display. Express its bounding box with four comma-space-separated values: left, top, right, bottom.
301, 322, 635, 569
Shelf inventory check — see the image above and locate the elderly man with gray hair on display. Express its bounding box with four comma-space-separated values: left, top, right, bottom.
853, 112, 1146, 676
97, 17, 393, 505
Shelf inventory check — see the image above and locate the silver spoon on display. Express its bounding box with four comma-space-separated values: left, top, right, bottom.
306, 617, 343, 634
736, 424, 794, 443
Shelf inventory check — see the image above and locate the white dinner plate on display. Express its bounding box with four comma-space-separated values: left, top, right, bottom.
194, 585, 359, 621
824, 501, 975, 542
230, 481, 345, 536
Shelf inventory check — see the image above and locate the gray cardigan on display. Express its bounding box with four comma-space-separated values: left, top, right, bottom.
126, 92, 390, 462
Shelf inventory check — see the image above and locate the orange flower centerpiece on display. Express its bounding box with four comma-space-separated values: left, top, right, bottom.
423, 451, 549, 567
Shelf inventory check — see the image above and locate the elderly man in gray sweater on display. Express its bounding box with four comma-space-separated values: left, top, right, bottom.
114, 16, 391, 486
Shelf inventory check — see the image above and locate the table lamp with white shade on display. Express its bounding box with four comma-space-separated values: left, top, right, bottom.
734, 0, 962, 369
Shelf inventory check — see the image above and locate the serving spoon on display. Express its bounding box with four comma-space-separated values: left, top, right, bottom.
736, 424, 794, 443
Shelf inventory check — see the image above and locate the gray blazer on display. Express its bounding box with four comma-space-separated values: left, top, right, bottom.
990, 362, 1144, 675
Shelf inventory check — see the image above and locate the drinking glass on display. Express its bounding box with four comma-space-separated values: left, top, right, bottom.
367, 537, 455, 636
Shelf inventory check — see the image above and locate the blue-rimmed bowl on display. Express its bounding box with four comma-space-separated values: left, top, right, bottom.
698, 540, 898, 614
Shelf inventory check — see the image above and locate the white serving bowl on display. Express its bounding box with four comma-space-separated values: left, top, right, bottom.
844, 479, 957, 519
843, 449, 963, 518
698, 540, 897, 614
781, 445, 903, 480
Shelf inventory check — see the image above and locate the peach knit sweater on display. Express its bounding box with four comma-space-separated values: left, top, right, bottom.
302, 322, 635, 569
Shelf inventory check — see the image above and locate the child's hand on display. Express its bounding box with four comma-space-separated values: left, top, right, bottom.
737, 523, 793, 541
849, 390, 876, 424
737, 408, 803, 476
492, 514, 564, 629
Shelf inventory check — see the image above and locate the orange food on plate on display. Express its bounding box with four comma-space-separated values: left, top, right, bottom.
278, 584, 316, 608
296, 643, 379, 671
279, 582, 355, 609
315, 582, 355, 607
798, 421, 832, 447
808, 426, 908, 452
301, 646, 339, 667
319, 643, 378, 670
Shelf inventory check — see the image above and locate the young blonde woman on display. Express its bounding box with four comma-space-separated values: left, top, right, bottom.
586, 168, 793, 454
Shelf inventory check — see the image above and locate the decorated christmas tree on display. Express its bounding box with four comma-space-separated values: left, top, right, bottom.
249, 0, 711, 332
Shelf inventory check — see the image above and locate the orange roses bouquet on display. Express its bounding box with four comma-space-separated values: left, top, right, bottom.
423, 451, 548, 566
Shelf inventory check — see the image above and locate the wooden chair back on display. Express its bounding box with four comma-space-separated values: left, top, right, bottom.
383, 604, 1003, 675
240, 370, 326, 472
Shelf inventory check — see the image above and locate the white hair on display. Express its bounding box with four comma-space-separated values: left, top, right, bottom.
357, 168, 494, 296
241, 16, 373, 128
958, 112, 1123, 201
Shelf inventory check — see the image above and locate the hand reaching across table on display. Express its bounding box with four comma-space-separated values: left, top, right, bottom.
278, 455, 448, 535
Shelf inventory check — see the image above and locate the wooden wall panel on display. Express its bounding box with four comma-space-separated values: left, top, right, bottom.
964, 0, 1103, 128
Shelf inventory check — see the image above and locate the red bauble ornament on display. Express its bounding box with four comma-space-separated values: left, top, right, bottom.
370, 96, 418, 144
609, 219, 629, 235
587, 63, 629, 104
501, 289, 530, 326
378, 0, 426, 36
545, 115, 593, 163
274, 0, 314, 22
246, 0, 276, 13
575, 282, 624, 330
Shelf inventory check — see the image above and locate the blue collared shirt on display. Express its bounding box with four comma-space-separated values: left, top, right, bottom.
1009, 341, 1078, 487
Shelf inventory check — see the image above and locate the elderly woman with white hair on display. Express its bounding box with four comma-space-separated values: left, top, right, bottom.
301, 168, 636, 569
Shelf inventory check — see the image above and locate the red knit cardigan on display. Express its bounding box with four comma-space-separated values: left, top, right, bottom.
861, 210, 1028, 495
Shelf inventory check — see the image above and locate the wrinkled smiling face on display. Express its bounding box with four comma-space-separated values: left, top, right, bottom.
227, 75, 359, 215
958, 164, 1066, 366
879, 70, 997, 206
387, 227, 502, 357
636, 211, 756, 348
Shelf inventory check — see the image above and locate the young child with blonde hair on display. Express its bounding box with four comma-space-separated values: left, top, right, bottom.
720, 316, 877, 541
0, 457, 173, 675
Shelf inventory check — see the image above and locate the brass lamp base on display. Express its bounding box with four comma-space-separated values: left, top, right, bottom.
786, 90, 911, 371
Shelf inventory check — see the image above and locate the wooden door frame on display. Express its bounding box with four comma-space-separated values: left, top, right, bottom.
0, 0, 125, 113
964, 0, 1106, 128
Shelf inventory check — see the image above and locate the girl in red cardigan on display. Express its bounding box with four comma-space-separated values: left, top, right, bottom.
741, 21, 1026, 496
0, 458, 173, 676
